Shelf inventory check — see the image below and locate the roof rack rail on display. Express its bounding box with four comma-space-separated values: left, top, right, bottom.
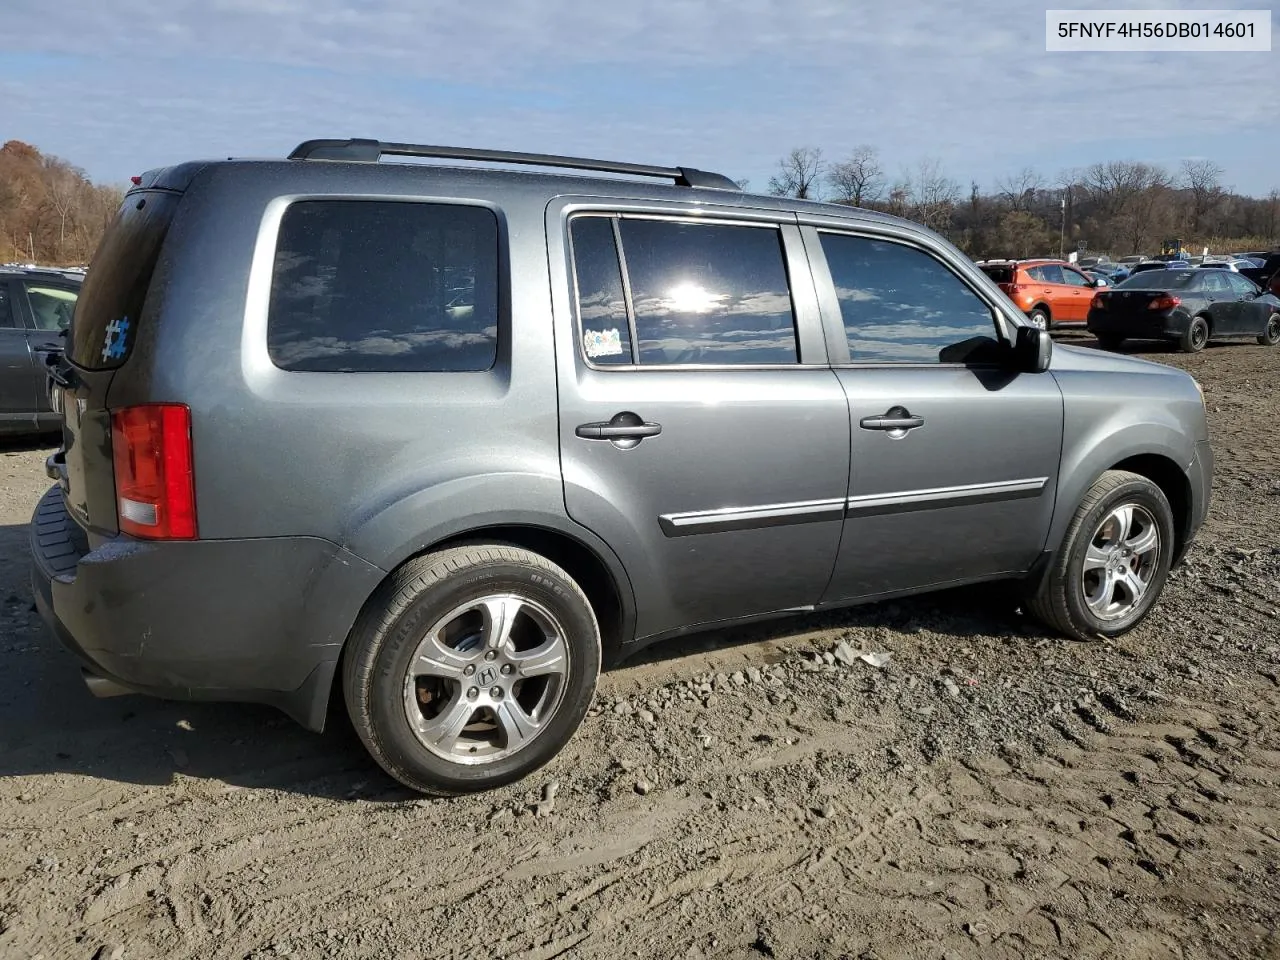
287, 138, 741, 190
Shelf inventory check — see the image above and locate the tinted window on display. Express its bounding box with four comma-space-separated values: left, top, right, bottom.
1061, 268, 1091, 287
24, 282, 79, 331
978, 264, 1013, 284
268, 200, 499, 373
820, 233, 996, 363
618, 219, 797, 365
1037, 264, 1066, 284
69, 190, 179, 369
1116, 271, 1194, 290
570, 217, 632, 365
0, 285, 17, 329
1200, 272, 1231, 293
1227, 273, 1259, 296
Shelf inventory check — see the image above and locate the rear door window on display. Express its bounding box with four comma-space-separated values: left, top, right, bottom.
267, 200, 500, 373
1037, 264, 1066, 284
23, 282, 79, 331
0, 284, 18, 329
68, 190, 180, 369
617, 218, 798, 365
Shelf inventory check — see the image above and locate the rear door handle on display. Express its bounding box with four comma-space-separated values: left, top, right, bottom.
576, 411, 662, 443
576, 422, 662, 439
860, 406, 924, 436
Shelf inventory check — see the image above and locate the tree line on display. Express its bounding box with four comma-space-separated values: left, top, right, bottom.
764, 146, 1280, 259
4, 138, 1278, 267
0, 140, 124, 266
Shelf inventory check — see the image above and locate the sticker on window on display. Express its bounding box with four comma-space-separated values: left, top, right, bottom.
583, 328, 625, 359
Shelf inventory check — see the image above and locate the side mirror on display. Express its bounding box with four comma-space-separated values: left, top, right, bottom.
1012, 325, 1052, 373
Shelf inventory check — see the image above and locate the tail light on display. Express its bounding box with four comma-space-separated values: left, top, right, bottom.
1149, 295, 1181, 311
1090, 293, 1104, 310
110, 404, 197, 540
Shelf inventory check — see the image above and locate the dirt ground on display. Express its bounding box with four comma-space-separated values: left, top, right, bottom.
1, 335, 1278, 960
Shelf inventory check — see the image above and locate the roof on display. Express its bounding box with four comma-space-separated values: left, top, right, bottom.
133, 140, 921, 234
0, 265, 85, 282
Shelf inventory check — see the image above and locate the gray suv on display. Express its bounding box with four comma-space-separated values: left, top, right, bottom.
31, 139, 1213, 795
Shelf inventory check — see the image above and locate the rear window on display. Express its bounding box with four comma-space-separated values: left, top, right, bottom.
267, 200, 500, 373
978, 264, 1013, 284
68, 190, 180, 369
1116, 270, 1194, 290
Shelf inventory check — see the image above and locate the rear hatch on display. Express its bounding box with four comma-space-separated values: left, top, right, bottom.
978, 263, 1016, 295
51, 187, 182, 536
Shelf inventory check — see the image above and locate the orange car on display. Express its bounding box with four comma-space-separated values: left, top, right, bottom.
976, 259, 1104, 330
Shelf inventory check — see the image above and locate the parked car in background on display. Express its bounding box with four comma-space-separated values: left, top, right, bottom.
976, 258, 1101, 329
30, 137, 1213, 796
1125, 261, 1177, 277
1083, 269, 1113, 287
1088, 267, 1280, 353
1238, 251, 1280, 291
0, 265, 80, 435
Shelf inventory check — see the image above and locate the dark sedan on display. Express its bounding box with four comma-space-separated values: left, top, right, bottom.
1087, 268, 1280, 353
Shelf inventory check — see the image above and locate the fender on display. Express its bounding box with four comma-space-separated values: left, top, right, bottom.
1049, 415, 1195, 553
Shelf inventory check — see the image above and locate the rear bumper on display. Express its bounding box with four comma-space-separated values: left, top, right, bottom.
1087, 309, 1187, 340
29, 485, 384, 730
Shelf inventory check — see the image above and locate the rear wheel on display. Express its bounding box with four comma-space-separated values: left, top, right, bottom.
1258, 312, 1280, 346
343, 544, 601, 795
1095, 333, 1125, 350
1026, 470, 1174, 641
1180, 315, 1210, 353
1027, 307, 1050, 330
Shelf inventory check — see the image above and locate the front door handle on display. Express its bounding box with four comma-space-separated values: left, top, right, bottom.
860, 406, 924, 438
576, 411, 662, 446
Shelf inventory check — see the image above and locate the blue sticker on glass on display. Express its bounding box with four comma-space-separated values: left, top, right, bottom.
102, 317, 130, 362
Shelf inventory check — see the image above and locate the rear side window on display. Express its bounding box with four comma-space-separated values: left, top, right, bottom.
69, 190, 180, 369
569, 217, 632, 365
25, 282, 79, 331
621, 219, 797, 365
0, 285, 17, 329
267, 200, 500, 373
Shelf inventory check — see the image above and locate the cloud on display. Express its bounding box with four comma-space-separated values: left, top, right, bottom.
1, 0, 1277, 193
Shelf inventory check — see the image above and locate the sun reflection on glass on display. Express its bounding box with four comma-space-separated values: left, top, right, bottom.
666, 282, 725, 314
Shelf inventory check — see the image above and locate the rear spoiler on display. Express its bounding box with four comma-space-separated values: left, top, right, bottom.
128, 161, 210, 194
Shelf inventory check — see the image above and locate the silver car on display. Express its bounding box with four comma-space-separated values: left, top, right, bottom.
31, 139, 1212, 795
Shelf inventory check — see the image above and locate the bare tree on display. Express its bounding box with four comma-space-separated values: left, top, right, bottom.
768, 147, 824, 200
44, 164, 83, 261
996, 167, 1044, 212
1180, 158, 1224, 236
902, 158, 960, 231
827, 145, 883, 207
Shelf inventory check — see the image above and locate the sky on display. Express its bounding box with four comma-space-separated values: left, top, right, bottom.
1, 0, 1277, 197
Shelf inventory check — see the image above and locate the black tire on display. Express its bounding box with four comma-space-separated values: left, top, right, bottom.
343, 544, 601, 795
1027, 307, 1050, 330
1258, 312, 1280, 346
1026, 470, 1175, 641
1095, 333, 1125, 350
1180, 315, 1210, 353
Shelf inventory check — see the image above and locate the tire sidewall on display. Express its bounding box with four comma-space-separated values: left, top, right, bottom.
1185, 316, 1209, 352
1261, 312, 1280, 346
1061, 478, 1175, 637
1028, 308, 1049, 330
365, 559, 600, 793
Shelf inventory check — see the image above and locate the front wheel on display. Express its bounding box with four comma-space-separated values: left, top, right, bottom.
1180, 316, 1210, 353
343, 544, 601, 795
1258, 312, 1280, 346
1026, 470, 1174, 640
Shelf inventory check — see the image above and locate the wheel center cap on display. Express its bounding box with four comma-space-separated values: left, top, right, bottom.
477, 665, 497, 687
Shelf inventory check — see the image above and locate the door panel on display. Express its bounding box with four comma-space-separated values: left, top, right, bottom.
827, 366, 1063, 600
0, 283, 38, 426
803, 226, 1065, 603
549, 204, 849, 643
